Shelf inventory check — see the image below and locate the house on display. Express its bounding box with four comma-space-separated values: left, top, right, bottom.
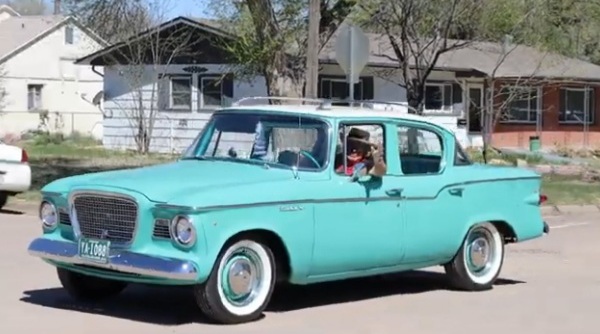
74, 16, 600, 153
0, 5, 107, 140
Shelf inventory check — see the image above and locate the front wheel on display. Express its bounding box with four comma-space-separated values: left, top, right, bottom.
194, 238, 276, 324
57, 268, 128, 301
444, 222, 504, 291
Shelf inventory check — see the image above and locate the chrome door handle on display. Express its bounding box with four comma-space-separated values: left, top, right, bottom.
385, 188, 404, 197
448, 187, 464, 196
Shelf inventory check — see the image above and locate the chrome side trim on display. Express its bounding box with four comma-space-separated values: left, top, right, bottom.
27, 238, 199, 281
155, 176, 542, 213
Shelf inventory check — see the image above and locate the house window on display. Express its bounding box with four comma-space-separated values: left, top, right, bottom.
169, 76, 192, 110
501, 86, 539, 123
424, 83, 453, 111
319, 77, 364, 103
65, 26, 74, 44
200, 76, 223, 108
559, 87, 595, 124
27, 84, 43, 110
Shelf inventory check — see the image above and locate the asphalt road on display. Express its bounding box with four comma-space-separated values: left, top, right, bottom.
1, 204, 598, 334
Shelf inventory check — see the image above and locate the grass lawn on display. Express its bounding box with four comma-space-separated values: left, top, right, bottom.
11, 140, 177, 203
9, 141, 600, 206
541, 174, 600, 206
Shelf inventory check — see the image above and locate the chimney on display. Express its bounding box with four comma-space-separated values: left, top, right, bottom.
54, 0, 61, 15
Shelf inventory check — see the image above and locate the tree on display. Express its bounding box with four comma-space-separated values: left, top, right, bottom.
67, 0, 203, 153
0, 0, 47, 15
355, 0, 483, 114
208, 0, 357, 98
61, 0, 156, 43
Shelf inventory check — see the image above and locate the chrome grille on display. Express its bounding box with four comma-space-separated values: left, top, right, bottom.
72, 193, 138, 243
152, 219, 171, 239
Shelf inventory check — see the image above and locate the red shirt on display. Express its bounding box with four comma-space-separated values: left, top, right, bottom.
335, 159, 364, 176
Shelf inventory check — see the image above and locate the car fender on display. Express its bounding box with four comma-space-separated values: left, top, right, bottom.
198, 208, 314, 283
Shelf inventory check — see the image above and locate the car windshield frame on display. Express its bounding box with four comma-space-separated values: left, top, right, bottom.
181, 110, 332, 173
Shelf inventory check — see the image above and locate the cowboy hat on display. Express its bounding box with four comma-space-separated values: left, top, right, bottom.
346, 127, 376, 149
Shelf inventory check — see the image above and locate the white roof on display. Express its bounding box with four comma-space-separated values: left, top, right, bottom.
218, 104, 444, 127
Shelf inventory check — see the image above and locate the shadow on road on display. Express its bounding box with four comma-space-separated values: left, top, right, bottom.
0, 208, 25, 215
19, 270, 525, 326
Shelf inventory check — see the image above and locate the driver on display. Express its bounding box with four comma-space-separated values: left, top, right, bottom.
335, 127, 386, 177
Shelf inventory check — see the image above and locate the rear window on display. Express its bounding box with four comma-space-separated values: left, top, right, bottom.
454, 140, 472, 166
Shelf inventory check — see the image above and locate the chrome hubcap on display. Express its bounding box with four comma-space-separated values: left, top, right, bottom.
465, 228, 495, 276
469, 237, 489, 269
220, 249, 262, 306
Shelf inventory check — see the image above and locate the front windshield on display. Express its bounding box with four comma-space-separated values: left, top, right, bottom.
183, 111, 330, 171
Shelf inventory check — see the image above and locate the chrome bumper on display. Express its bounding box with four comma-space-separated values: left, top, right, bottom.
27, 238, 199, 281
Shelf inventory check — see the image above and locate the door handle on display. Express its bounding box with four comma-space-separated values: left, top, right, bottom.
385, 188, 404, 197
448, 187, 464, 197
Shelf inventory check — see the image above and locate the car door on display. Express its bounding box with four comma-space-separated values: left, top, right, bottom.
309, 122, 406, 277
395, 121, 467, 264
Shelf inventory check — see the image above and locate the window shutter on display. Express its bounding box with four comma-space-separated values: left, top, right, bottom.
559, 88, 566, 121
452, 83, 462, 104
157, 74, 169, 110
319, 77, 331, 99
443, 85, 452, 107
222, 73, 234, 105
588, 87, 595, 123
362, 76, 374, 100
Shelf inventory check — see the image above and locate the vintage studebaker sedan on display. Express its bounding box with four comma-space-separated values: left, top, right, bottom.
28, 98, 549, 324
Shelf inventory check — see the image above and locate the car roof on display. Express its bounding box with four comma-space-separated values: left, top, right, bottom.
218, 104, 444, 127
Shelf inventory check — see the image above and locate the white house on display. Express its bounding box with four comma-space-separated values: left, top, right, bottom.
0, 5, 107, 140
74, 16, 600, 152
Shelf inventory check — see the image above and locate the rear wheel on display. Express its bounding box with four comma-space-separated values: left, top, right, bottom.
444, 222, 504, 291
0, 192, 8, 210
194, 238, 276, 324
57, 268, 128, 301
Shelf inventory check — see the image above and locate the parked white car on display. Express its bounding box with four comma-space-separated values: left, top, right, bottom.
0, 140, 31, 209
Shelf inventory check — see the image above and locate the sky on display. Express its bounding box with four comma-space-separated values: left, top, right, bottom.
35, 0, 212, 19
165, 0, 211, 19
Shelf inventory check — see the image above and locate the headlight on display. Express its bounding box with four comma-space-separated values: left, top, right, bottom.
170, 215, 196, 247
39, 201, 57, 229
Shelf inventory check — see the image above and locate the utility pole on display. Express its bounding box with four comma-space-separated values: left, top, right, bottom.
305, 0, 320, 98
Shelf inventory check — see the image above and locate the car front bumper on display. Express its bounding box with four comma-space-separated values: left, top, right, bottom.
27, 238, 199, 282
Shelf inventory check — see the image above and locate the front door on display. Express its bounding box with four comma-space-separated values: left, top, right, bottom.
309, 122, 405, 276
467, 85, 484, 133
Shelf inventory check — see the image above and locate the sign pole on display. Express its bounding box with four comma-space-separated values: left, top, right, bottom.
348, 27, 355, 103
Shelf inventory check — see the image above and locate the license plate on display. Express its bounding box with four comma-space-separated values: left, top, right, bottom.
78, 238, 110, 263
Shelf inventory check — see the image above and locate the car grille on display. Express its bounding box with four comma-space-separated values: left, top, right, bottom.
72, 193, 138, 244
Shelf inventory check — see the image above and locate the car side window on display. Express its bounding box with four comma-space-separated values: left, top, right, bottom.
397, 125, 444, 175
334, 123, 386, 176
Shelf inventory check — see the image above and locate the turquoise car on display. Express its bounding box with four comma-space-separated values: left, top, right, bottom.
27, 98, 549, 324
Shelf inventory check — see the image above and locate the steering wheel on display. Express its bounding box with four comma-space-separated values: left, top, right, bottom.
298, 150, 321, 169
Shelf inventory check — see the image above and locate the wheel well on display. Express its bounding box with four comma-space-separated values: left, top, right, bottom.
225, 229, 292, 283
490, 220, 517, 243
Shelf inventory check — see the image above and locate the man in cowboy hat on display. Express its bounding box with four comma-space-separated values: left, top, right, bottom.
335, 127, 386, 177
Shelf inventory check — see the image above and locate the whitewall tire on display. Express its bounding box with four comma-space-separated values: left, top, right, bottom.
444, 222, 504, 291
194, 238, 276, 324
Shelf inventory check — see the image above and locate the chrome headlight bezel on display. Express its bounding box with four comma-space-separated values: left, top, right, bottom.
39, 200, 58, 230
170, 215, 196, 248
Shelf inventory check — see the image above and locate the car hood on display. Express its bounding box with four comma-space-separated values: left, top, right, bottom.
45, 160, 294, 203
